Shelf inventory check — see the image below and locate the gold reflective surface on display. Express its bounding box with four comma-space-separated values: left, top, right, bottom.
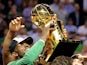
31, 4, 55, 28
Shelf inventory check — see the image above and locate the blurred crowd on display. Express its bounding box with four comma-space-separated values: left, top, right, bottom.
0, 0, 87, 65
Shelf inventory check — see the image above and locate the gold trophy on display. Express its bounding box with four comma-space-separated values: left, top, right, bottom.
31, 3, 64, 43
31, 4, 67, 64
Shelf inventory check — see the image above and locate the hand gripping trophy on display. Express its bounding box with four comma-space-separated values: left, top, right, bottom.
31, 4, 68, 64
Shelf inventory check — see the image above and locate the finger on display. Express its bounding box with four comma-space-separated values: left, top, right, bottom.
16, 17, 21, 20
12, 20, 15, 24
16, 17, 22, 23
14, 19, 18, 24
19, 17, 22, 19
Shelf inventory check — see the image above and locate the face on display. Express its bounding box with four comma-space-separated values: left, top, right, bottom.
75, 4, 80, 11
15, 43, 31, 57
72, 59, 83, 65
68, 19, 73, 25
11, 5, 17, 14
58, 2, 64, 8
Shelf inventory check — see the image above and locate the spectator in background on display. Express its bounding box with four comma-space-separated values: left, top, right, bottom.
0, 24, 5, 38
69, 3, 84, 26
83, 0, 87, 13
72, 34, 81, 41
4, 0, 14, 15
51, 55, 85, 65
83, 0, 87, 19
14, 0, 22, 7
0, 20, 8, 37
0, 2, 6, 22
50, 0, 59, 14
65, 18, 77, 39
14, 0, 23, 12
23, 0, 38, 22
7, 5, 19, 22
1, 20, 8, 29
1, 0, 14, 7
77, 20, 87, 41
63, 0, 74, 15
56, 1, 68, 24
0, 2, 5, 14
22, 0, 29, 9
51, 55, 73, 65
60, 0, 74, 3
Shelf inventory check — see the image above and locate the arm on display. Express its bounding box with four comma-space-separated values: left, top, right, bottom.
8, 27, 50, 65
2, 17, 24, 65
2, 30, 15, 65
3, 31, 15, 55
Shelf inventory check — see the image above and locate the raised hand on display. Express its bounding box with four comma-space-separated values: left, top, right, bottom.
9, 17, 25, 32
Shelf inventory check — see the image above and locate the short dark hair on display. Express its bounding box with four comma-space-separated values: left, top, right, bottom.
51, 56, 73, 65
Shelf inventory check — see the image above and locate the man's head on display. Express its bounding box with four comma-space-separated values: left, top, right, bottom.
67, 18, 74, 25
9, 35, 33, 57
51, 56, 73, 65
51, 55, 84, 65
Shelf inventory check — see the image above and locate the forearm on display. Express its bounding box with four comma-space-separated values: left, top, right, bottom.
3, 30, 16, 65
3, 30, 15, 53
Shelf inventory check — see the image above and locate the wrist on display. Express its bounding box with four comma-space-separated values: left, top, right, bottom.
40, 39, 45, 43
40, 37, 47, 43
8, 30, 16, 37
9, 30, 15, 33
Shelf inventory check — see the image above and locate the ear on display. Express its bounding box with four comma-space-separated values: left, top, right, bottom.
12, 52, 18, 57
